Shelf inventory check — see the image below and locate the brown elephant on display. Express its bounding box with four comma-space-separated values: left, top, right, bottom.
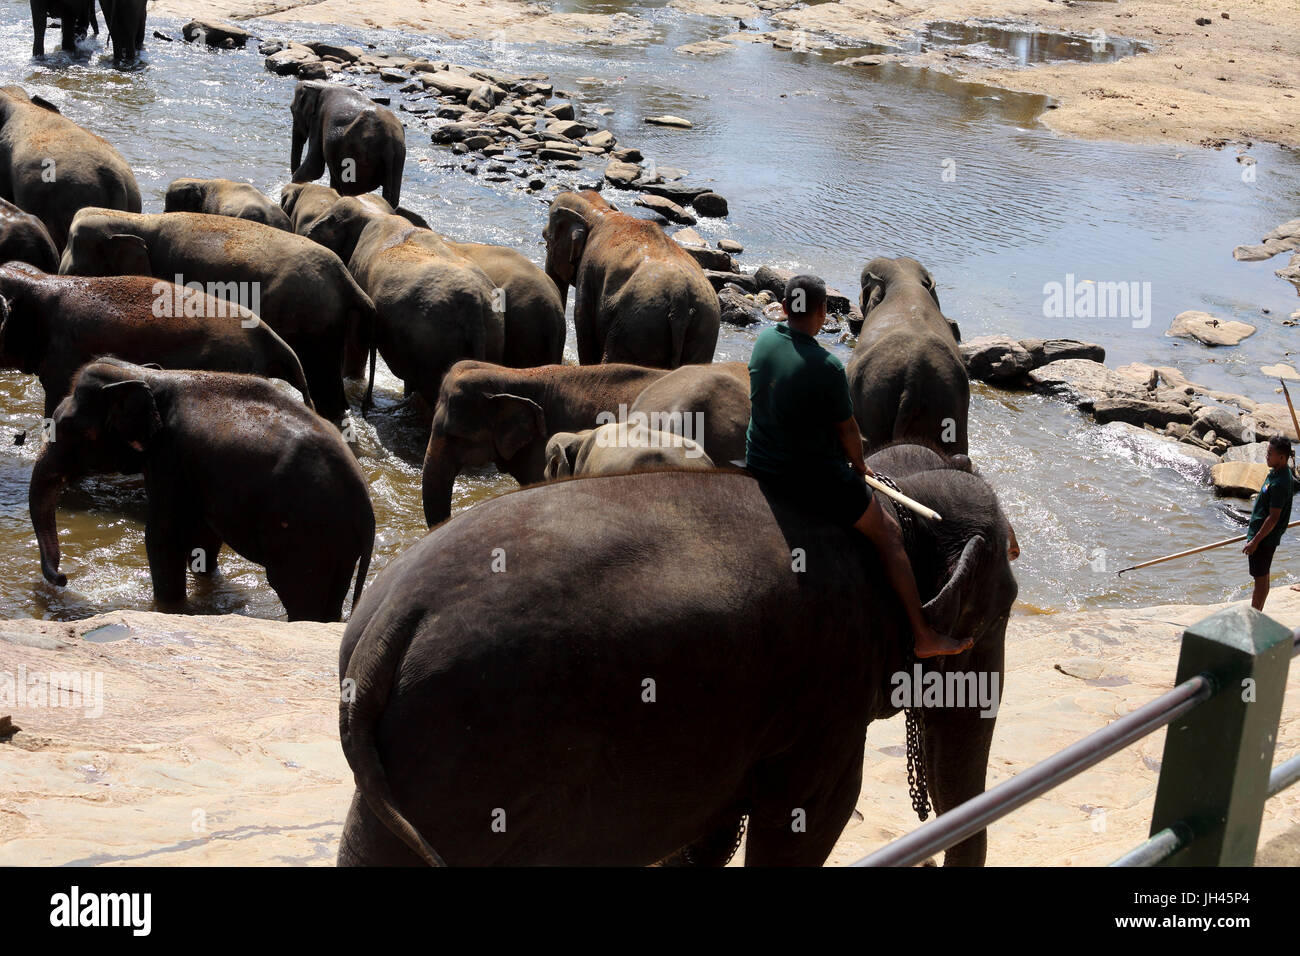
0, 87, 141, 250
543, 190, 719, 368
165, 178, 292, 232
301, 196, 501, 409
284, 185, 565, 369
0, 198, 58, 272
848, 257, 970, 456
628, 362, 750, 467
0, 265, 312, 417
543, 422, 714, 479
31, 358, 372, 622
421, 360, 671, 526
58, 208, 376, 423
290, 81, 405, 207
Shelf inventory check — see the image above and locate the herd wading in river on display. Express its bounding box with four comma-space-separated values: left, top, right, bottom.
0, 18, 1032, 867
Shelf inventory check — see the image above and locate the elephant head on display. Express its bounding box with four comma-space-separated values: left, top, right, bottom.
289, 80, 328, 174
281, 182, 341, 234
542, 192, 596, 309
163, 178, 205, 214
30, 358, 163, 587
302, 195, 372, 262
859, 256, 959, 341
543, 431, 586, 480
58, 210, 152, 276
422, 371, 547, 526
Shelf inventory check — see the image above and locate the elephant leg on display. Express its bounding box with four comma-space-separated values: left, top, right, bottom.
61, 16, 77, 51
742, 754, 862, 866
32, 3, 48, 57
187, 523, 222, 578
921, 629, 1005, 866
143, 512, 191, 608
266, 558, 346, 623
657, 812, 746, 867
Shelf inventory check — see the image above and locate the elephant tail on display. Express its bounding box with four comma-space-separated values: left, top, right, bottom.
279, 345, 315, 412
667, 288, 693, 367
350, 526, 371, 617
340, 608, 448, 867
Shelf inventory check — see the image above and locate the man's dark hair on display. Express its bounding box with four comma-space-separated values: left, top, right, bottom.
1269, 435, 1293, 457
783, 274, 827, 318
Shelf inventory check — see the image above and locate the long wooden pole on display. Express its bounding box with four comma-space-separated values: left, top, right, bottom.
864, 474, 943, 522
1116, 519, 1300, 575
1281, 378, 1300, 442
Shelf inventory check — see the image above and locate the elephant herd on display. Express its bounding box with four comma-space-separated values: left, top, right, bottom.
0, 66, 1019, 866
30, 0, 147, 66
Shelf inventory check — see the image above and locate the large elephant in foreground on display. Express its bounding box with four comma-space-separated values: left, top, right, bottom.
290, 81, 405, 207
31, 359, 374, 622
59, 208, 376, 422
165, 178, 292, 231
0, 265, 312, 416
337, 457, 1017, 865
0, 199, 58, 272
0, 87, 141, 250
847, 257, 969, 456
543, 190, 719, 368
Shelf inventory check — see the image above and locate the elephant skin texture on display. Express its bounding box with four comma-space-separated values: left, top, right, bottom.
543, 422, 714, 479
0, 265, 313, 417
543, 190, 720, 368
59, 208, 377, 423
165, 178, 293, 232
0, 197, 59, 272
0, 86, 142, 251
848, 256, 970, 456
290, 81, 406, 207
31, 359, 374, 622
337, 460, 1016, 865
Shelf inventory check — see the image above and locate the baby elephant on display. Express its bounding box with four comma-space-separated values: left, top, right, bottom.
544, 421, 714, 479
164, 178, 292, 231
0, 199, 58, 271
30, 358, 374, 622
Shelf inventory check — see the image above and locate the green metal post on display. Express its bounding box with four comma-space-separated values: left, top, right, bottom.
1150, 604, 1293, 865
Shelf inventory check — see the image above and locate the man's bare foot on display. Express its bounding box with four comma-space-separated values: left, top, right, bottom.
914, 627, 973, 658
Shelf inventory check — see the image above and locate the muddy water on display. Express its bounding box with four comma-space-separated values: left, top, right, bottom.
0, 1, 1297, 621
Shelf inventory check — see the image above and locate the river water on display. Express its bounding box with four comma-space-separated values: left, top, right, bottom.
1, 0, 1297, 620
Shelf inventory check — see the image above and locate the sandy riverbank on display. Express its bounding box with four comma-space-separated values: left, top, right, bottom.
152, 0, 1297, 148
2, 590, 1296, 866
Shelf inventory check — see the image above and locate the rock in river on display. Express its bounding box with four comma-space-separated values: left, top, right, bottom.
1167, 310, 1256, 346
182, 19, 250, 47
1211, 461, 1270, 498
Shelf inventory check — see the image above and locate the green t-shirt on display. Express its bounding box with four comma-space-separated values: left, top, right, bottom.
746, 323, 854, 478
1247, 466, 1294, 548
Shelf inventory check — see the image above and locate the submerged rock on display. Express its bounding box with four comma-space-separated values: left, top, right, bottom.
1167, 310, 1256, 346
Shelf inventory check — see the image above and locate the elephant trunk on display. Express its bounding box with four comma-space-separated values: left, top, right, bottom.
290, 127, 304, 175
29, 447, 68, 586
545, 265, 568, 312
421, 432, 457, 528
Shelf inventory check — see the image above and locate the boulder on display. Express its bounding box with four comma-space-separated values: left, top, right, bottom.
1261, 363, 1300, 380
1278, 253, 1300, 291
467, 83, 499, 113
718, 287, 763, 326
754, 265, 795, 298
961, 336, 1035, 382
1091, 398, 1194, 429
584, 130, 616, 151
645, 115, 693, 128
296, 59, 335, 81
1211, 461, 1270, 498
181, 19, 250, 47
1167, 310, 1256, 346
704, 270, 758, 293
546, 102, 577, 121
306, 42, 363, 62
1244, 403, 1300, 441
1027, 359, 1146, 408
635, 194, 696, 225
422, 71, 492, 100
692, 192, 729, 217
638, 182, 713, 204
1224, 441, 1271, 464
1020, 338, 1105, 366
1192, 405, 1251, 444
718, 239, 743, 254
265, 49, 312, 76
604, 160, 642, 187
1233, 238, 1300, 262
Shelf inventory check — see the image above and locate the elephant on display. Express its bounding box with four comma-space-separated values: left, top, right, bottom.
59, 208, 377, 423
543, 190, 720, 368
0, 264, 312, 417
165, 178, 293, 232
0, 87, 141, 250
30, 0, 96, 57
0, 199, 58, 272
336, 457, 1017, 865
290, 81, 406, 207
420, 360, 672, 527
628, 362, 750, 468
301, 196, 500, 409
285, 185, 565, 369
543, 422, 713, 479
100, 0, 146, 65
847, 257, 970, 456
31, 358, 374, 622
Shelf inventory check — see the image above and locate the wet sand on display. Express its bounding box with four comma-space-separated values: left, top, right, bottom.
3, 591, 1296, 866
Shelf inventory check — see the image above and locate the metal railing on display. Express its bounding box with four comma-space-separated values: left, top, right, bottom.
852, 608, 1299, 867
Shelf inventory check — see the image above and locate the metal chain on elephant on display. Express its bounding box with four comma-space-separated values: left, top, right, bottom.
874, 472, 932, 823
679, 814, 747, 866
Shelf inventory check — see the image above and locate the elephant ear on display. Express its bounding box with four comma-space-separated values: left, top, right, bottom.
544, 432, 579, 480
860, 271, 885, 317
29, 94, 60, 115
921, 267, 942, 311
164, 180, 202, 214
921, 534, 987, 638
947, 319, 961, 343
487, 392, 545, 462
107, 234, 151, 276
0, 293, 39, 374
101, 379, 162, 453
551, 205, 589, 270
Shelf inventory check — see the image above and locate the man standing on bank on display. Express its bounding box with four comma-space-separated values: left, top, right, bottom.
1243, 435, 1295, 611
745, 274, 972, 657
